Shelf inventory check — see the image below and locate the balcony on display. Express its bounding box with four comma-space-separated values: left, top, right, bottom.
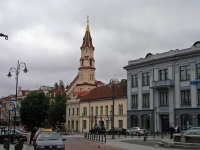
151, 79, 174, 89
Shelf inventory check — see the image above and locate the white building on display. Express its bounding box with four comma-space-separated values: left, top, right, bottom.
124, 41, 200, 132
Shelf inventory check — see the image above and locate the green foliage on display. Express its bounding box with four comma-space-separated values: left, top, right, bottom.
48, 93, 67, 126
53, 80, 65, 91
54, 82, 59, 90
20, 91, 50, 127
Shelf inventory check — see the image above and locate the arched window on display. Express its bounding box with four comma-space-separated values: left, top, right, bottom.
180, 114, 192, 130
82, 59, 84, 66
90, 59, 92, 66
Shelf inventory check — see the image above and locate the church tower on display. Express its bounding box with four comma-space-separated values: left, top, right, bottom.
75, 16, 96, 91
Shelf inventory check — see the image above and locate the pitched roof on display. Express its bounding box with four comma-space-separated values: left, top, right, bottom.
80, 18, 94, 49
74, 90, 91, 98
80, 80, 127, 101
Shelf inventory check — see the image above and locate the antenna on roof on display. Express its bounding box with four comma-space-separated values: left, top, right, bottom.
87, 15, 89, 25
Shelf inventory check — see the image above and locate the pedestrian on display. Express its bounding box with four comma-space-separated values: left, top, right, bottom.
169, 124, 174, 139
29, 127, 38, 145
174, 124, 180, 133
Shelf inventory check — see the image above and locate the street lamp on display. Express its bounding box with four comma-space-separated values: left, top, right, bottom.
109, 78, 120, 139
7, 60, 28, 142
0, 33, 8, 40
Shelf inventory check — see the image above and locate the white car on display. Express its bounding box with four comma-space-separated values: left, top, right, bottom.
126, 127, 148, 135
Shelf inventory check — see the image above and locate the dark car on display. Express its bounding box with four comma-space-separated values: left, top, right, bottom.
2, 129, 27, 143
89, 126, 106, 134
34, 131, 66, 150
106, 127, 127, 135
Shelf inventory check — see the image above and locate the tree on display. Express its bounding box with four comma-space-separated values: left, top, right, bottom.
54, 82, 59, 90
48, 92, 66, 126
59, 80, 65, 91
20, 91, 50, 128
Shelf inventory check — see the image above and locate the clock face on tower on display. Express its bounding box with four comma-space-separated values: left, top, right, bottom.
6, 101, 15, 111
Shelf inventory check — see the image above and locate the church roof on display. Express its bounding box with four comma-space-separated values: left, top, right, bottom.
80, 16, 94, 49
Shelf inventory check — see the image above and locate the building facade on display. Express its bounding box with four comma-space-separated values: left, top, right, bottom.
79, 80, 127, 133
124, 41, 200, 132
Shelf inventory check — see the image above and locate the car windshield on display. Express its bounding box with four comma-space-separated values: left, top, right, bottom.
37, 132, 61, 141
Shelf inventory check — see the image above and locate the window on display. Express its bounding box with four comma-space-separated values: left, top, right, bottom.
132, 95, 138, 108
181, 90, 191, 105
159, 69, 168, 80
186, 66, 190, 80
91, 107, 93, 116
198, 89, 200, 104
119, 105, 123, 115
82, 60, 84, 66
68, 108, 70, 116
147, 72, 150, 85
131, 75, 135, 87
142, 73, 146, 85
83, 120, 86, 129
135, 75, 138, 87
106, 106, 108, 116
180, 66, 190, 81
143, 94, 150, 107
77, 108, 79, 115
160, 92, 168, 106
100, 106, 103, 116
83, 107, 87, 116
90, 59, 92, 66
118, 120, 123, 128
197, 64, 200, 78
95, 107, 98, 116
90, 74, 94, 81
72, 108, 74, 115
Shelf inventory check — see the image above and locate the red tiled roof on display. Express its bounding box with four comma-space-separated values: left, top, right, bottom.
74, 90, 91, 98
80, 80, 127, 101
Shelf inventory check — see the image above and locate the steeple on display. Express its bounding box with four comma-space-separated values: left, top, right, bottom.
81, 15, 94, 49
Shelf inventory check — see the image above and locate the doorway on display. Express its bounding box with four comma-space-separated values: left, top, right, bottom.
161, 115, 169, 132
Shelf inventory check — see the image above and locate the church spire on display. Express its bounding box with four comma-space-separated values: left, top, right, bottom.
81, 15, 94, 49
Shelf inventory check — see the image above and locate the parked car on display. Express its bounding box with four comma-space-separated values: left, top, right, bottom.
34, 131, 66, 150
181, 127, 200, 133
2, 129, 27, 143
127, 127, 148, 135
106, 127, 127, 135
89, 126, 106, 134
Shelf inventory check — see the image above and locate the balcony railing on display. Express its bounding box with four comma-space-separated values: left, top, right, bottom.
151, 79, 174, 89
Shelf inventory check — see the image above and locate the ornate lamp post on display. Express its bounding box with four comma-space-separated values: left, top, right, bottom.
7, 60, 28, 142
109, 78, 120, 139
0, 33, 8, 40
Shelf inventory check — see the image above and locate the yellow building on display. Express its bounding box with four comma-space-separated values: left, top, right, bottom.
79, 80, 127, 133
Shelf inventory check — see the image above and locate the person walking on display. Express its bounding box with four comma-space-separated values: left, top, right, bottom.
29, 127, 38, 145
169, 124, 174, 139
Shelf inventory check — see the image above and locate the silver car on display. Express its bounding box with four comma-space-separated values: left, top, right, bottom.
127, 127, 148, 135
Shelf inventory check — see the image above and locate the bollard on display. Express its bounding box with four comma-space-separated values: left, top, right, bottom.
132, 132, 133, 138
125, 131, 126, 138
118, 132, 120, 138
3, 138, 10, 150
96, 134, 98, 141
153, 131, 155, 139
138, 132, 140, 138
161, 132, 163, 139
104, 133, 106, 143
144, 130, 146, 141
90, 133, 91, 140
99, 134, 100, 141
94, 133, 96, 140
86, 132, 87, 139
101, 134, 103, 142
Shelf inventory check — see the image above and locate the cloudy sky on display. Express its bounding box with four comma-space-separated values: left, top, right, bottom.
1, 0, 200, 97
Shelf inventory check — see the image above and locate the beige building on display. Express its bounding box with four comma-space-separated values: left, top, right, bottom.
79, 80, 127, 133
